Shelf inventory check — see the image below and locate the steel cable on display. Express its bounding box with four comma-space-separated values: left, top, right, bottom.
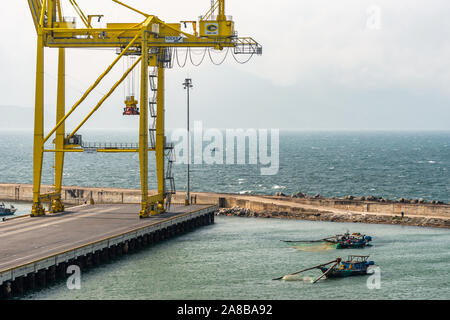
175, 48, 189, 68
189, 48, 207, 66
231, 51, 255, 64
208, 47, 230, 66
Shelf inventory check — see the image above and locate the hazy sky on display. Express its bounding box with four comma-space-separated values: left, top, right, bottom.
1, 0, 449, 131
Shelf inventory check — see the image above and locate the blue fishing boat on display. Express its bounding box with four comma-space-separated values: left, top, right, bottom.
319, 255, 375, 278
282, 232, 372, 249
0, 203, 17, 216
325, 232, 372, 249
273, 255, 375, 283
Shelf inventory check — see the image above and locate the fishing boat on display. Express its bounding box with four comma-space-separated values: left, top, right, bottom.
0, 203, 17, 216
325, 232, 372, 249
273, 255, 375, 283
282, 232, 372, 249
318, 255, 375, 278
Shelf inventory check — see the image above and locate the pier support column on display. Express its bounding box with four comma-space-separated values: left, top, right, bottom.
2, 282, 12, 299
130, 239, 136, 252
94, 251, 101, 265
47, 266, 56, 283
116, 245, 123, 257
13, 277, 24, 296
143, 234, 149, 246
76, 256, 86, 270
37, 269, 46, 287
101, 248, 109, 262
57, 263, 66, 279
26, 273, 36, 291
123, 242, 129, 254
136, 237, 142, 250
109, 246, 116, 259
86, 253, 93, 268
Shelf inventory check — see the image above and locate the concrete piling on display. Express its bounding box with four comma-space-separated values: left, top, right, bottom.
130, 239, 136, 252
2, 282, 12, 299
109, 246, 116, 260
47, 266, 56, 283
94, 251, 101, 265
57, 263, 66, 279
13, 277, 24, 296
123, 241, 129, 254
142, 234, 148, 246
37, 269, 46, 287
100, 248, 108, 262
116, 244, 123, 257
86, 253, 93, 268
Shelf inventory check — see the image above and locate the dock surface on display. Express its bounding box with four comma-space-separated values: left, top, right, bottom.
0, 203, 216, 291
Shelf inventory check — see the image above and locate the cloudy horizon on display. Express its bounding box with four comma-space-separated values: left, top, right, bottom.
1, 0, 449, 131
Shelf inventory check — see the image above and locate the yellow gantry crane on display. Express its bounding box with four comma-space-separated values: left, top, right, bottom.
27, 0, 261, 218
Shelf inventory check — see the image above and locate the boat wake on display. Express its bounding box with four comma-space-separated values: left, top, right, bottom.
291, 242, 337, 252
281, 275, 314, 282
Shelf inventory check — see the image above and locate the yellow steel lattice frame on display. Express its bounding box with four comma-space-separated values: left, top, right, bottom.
27, 0, 261, 218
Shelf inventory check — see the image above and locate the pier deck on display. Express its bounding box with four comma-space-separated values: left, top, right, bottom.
0, 203, 217, 295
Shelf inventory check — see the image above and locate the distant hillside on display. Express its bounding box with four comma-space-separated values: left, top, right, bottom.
0, 106, 56, 130
0, 105, 136, 131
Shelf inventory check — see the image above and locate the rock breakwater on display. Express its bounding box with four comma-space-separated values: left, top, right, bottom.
216, 206, 450, 229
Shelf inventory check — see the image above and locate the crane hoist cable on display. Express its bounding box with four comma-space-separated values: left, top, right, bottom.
175, 48, 189, 68
208, 47, 230, 66
231, 51, 255, 64
189, 48, 207, 66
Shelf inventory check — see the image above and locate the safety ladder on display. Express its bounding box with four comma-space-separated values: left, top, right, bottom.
149, 68, 157, 149
164, 142, 176, 208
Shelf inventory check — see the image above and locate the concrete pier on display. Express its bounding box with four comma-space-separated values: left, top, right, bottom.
0, 203, 216, 299
1, 183, 449, 218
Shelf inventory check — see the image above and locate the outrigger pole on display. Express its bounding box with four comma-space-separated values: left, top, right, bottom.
281, 237, 335, 243
312, 260, 340, 284
272, 259, 338, 281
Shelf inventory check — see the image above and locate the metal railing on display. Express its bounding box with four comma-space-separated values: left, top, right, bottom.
82, 142, 139, 150
233, 37, 262, 55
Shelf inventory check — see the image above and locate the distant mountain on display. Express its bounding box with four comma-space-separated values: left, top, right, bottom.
0, 105, 56, 131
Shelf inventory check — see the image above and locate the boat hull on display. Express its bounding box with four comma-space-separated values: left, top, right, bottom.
0, 209, 16, 216
319, 268, 368, 278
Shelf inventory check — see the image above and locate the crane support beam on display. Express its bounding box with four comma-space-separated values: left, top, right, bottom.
31, 32, 45, 217
139, 28, 150, 218
27, 0, 43, 32
68, 0, 91, 28
39, 0, 47, 27
53, 48, 66, 213
155, 64, 165, 210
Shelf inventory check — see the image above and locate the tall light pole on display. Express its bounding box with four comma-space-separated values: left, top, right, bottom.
183, 78, 193, 205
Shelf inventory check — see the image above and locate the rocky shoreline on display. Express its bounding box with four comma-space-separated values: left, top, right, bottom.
216, 206, 450, 229
275, 191, 449, 205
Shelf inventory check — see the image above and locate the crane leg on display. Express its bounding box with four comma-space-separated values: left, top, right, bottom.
52, 48, 66, 213
139, 32, 150, 218
154, 64, 166, 215
31, 33, 45, 217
